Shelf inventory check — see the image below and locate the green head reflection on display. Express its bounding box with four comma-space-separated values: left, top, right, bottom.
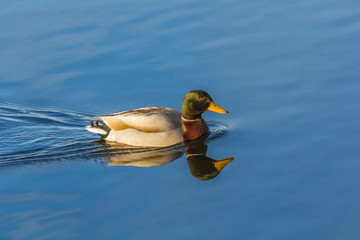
186, 141, 233, 181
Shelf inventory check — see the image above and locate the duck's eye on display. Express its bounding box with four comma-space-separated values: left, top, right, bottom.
199, 97, 206, 101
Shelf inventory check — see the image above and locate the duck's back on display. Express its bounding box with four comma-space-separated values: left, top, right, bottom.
86, 107, 184, 147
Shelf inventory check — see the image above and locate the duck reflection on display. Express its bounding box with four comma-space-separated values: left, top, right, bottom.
185, 141, 233, 181
104, 140, 233, 181
107, 148, 184, 167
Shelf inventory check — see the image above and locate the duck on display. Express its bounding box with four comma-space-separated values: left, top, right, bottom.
85, 90, 228, 147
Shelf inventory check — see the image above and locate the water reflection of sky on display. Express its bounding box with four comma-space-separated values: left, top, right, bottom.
1, 0, 360, 239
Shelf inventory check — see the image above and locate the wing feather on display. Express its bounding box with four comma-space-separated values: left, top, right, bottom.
95, 107, 181, 133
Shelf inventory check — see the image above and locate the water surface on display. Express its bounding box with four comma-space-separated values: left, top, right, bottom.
1, 0, 360, 239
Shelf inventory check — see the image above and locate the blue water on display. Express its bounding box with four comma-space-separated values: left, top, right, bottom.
1, 0, 360, 239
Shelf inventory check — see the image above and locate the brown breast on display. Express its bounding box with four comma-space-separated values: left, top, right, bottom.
182, 118, 209, 141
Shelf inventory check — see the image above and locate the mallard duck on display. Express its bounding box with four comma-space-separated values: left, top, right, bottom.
85, 90, 228, 147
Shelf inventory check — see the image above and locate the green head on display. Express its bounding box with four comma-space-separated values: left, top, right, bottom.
182, 90, 229, 120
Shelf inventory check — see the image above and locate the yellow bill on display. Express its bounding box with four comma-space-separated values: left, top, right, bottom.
214, 157, 234, 171
207, 101, 229, 114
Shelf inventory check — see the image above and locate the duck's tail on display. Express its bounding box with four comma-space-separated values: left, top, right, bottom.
85, 118, 111, 137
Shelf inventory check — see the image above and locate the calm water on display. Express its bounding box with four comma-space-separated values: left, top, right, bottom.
1, 0, 360, 239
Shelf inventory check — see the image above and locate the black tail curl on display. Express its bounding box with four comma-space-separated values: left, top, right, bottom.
90, 118, 111, 137
90, 118, 104, 128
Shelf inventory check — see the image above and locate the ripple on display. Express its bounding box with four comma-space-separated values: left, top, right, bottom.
0, 101, 229, 167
